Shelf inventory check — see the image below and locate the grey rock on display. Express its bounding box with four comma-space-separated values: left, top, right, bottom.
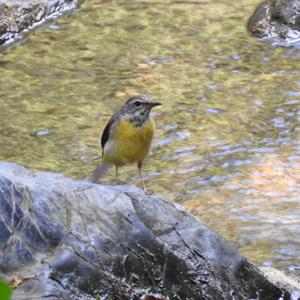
0, 0, 81, 45
261, 267, 300, 299
248, 0, 300, 44
0, 162, 290, 299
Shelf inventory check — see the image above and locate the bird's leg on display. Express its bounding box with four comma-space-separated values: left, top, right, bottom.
138, 161, 146, 192
115, 166, 119, 180
114, 165, 125, 184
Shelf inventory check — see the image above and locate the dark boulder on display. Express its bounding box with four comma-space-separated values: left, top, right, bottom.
0, 0, 80, 46
248, 0, 300, 44
0, 162, 290, 299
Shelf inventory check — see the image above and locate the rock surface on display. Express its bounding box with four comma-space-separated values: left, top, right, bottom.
261, 267, 300, 299
0, 0, 80, 45
0, 162, 290, 299
248, 0, 300, 44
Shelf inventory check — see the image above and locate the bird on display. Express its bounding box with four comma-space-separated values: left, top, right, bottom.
88, 94, 161, 192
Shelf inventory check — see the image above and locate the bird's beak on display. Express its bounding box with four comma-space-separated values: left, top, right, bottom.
148, 101, 161, 108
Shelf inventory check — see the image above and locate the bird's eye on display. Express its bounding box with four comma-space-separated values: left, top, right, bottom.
134, 101, 141, 107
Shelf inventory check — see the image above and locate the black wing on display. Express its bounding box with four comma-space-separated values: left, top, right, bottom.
101, 114, 117, 151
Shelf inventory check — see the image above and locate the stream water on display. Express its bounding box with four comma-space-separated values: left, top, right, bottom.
0, 0, 299, 276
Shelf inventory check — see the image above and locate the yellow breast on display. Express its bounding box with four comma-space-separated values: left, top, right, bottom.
103, 118, 154, 166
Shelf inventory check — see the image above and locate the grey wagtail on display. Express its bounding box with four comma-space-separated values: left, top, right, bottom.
88, 95, 161, 191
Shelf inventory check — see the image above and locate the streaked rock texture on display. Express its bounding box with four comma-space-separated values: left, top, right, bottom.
0, 162, 290, 299
0, 0, 80, 45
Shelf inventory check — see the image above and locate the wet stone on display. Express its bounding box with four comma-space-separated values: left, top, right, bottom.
248, 0, 300, 44
0, 0, 81, 46
0, 162, 292, 299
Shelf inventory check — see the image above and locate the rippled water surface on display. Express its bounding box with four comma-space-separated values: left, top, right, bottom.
1, 0, 299, 275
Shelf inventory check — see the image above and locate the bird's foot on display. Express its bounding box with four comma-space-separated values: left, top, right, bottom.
113, 179, 127, 185
144, 190, 154, 195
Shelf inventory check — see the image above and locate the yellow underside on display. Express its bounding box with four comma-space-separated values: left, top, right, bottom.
103, 118, 154, 166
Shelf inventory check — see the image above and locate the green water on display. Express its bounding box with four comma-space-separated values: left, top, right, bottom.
1, 0, 299, 275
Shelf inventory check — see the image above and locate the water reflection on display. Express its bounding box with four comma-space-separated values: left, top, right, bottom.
0, 0, 299, 275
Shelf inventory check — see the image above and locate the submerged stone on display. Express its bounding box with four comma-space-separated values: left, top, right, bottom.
0, 162, 291, 299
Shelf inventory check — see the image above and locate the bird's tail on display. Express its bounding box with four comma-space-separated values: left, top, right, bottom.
87, 163, 112, 183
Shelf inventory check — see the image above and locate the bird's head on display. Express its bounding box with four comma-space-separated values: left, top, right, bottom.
120, 95, 161, 126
